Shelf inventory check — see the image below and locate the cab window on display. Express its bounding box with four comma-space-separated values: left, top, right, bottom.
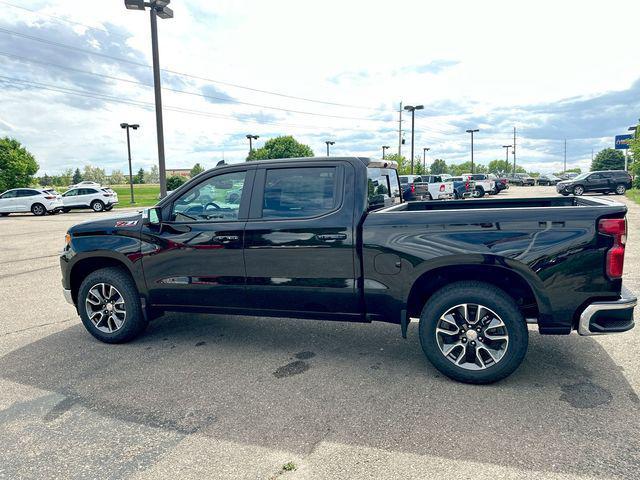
171, 171, 246, 222
1, 190, 18, 199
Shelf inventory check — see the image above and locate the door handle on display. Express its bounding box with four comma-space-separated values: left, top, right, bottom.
214, 235, 239, 243
316, 233, 347, 241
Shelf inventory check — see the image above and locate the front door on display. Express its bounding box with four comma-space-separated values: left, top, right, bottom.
0, 190, 18, 212
587, 173, 607, 191
243, 163, 358, 317
141, 169, 253, 310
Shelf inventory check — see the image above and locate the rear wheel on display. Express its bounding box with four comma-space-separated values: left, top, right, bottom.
573, 185, 584, 196
31, 203, 46, 216
418, 281, 528, 384
78, 267, 148, 343
62, 208, 70, 213
473, 187, 485, 198
0, 213, 9, 217
105, 205, 114, 211
91, 200, 105, 212
615, 184, 626, 195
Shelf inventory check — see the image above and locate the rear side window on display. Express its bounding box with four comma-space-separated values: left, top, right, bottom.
368, 167, 401, 210
262, 167, 337, 219
18, 189, 38, 197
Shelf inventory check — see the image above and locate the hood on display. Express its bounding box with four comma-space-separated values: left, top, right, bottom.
68, 210, 143, 235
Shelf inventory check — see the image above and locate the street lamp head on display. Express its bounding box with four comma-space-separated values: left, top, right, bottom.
502, 145, 512, 148
326, 141, 335, 145
415, 105, 424, 110
154, 0, 171, 6
156, 6, 173, 19
424, 147, 430, 152
382, 145, 390, 149
404, 105, 413, 111
466, 129, 479, 133
120, 123, 128, 129
124, 0, 145, 10
131, 124, 140, 130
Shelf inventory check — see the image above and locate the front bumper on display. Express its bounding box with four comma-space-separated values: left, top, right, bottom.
578, 286, 636, 335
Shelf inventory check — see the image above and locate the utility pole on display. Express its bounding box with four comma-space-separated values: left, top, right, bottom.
398, 101, 403, 157
404, 104, 424, 174
564, 139, 567, 174
423, 147, 430, 172
246, 134, 259, 154
120, 123, 139, 204
466, 129, 479, 174
325, 140, 335, 156
513, 127, 517, 175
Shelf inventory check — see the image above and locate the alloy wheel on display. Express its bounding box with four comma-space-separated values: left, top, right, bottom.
85, 283, 127, 333
435, 303, 509, 370
616, 185, 626, 194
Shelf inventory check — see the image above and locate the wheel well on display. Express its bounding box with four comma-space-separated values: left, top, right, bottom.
406, 265, 539, 319
70, 257, 130, 304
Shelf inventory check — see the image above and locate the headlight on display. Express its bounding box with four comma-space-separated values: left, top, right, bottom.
65, 233, 71, 247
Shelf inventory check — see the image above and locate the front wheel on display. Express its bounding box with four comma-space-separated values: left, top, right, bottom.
105, 205, 114, 211
418, 281, 528, 384
615, 184, 626, 195
78, 267, 148, 343
573, 185, 584, 196
473, 187, 485, 198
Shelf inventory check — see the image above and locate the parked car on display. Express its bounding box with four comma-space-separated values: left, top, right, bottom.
60, 156, 636, 384
537, 174, 562, 186
559, 172, 579, 181
0, 188, 63, 216
67, 181, 102, 190
62, 187, 119, 212
556, 170, 633, 196
399, 175, 453, 201
461, 173, 495, 197
508, 173, 535, 186
450, 176, 475, 199
487, 174, 507, 194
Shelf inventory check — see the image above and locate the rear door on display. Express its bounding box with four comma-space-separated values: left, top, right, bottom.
16, 189, 38, 211
243, 162, 359, 316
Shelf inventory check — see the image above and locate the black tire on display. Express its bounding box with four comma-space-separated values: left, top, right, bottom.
453, 191, 460, 200
105, 205, 114, 211
427, 193, 433, 201
561, 193, 569, 196
91, 200, 105, 212
0, 212, 8, 217
474, 187, 485, 198
572, 185, 584, 196
614, 184, 626, 195
62, 208, 70, 213
31, 203, 46, 216
418, 281, 528, 384
77, 267, 148, 343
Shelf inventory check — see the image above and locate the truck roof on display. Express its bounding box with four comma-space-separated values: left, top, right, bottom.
213, 156, 398, 170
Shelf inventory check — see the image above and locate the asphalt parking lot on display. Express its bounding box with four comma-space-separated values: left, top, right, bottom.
1, 187, 639, 480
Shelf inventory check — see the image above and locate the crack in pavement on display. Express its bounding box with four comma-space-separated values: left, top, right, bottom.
1, 318, 75, 337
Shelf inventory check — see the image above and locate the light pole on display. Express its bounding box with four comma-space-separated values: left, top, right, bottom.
466, 129, 479, 173
246, 134, 259, 154
325, 141, 335, 156
404, 105, 424, 174
423, 147, 430, 172
382, 145, 390, 159
120, 123, 139, 204
125, 0, 173, 199
502, 145, 512, 171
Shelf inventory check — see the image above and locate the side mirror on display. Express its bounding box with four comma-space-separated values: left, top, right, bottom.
142, 206, 162, 226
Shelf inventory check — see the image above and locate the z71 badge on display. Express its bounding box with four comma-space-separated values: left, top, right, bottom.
115, 220, 138, 227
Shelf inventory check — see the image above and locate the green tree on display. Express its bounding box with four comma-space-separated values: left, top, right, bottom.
190, 163, 205, 177
83, 165, 106, 184
0, 137, 39, 191
110, 169, 126, 184
167, 175, 186, 191
488, 159, 512, 174
448, 161, 488, 176
384, 153, 409, 174
134, 168, 145, 184
591, 148, 625, 171
59, 168, 73, 186
144, 165, 159, 184
39, 173, 52, 187
247, 136, 313, 161
430, 158, 447, 175
72, 168, 83, 185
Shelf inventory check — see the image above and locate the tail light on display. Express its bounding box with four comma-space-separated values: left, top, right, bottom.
599, 218, 626, 279
465, 182, 470, 191
410, 184, 415, 193
103, 193, 112, 197
439, 184, 445, 192
44, 195, 56, 199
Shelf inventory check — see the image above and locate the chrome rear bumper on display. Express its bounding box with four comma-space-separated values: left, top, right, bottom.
578, 286, 636, 336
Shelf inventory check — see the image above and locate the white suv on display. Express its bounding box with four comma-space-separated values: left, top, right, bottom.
62, 187, 118, 213
0, 188, 63, 216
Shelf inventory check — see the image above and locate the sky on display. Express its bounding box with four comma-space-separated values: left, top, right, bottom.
0, 0, 638, 175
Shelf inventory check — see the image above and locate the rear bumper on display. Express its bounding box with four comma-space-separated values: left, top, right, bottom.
578, 286, 636, 335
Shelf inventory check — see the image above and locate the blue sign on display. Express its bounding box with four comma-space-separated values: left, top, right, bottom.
615, 134, 632, 149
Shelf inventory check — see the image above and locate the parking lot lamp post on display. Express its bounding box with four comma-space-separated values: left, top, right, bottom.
466, 129, 479, 173
382, 145, 390, 159
423, 147, 430, 172
404, 105, 424, 174
502, 145, 512, 168
125, 0, 173, 199
246, 134, 259, 154
120, 123, 139, 204
325, 141, 335, 156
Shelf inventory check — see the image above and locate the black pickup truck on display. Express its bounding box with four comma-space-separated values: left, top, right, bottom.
60, 157, 636, 384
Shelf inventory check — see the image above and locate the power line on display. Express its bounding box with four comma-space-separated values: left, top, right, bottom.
0, 51, 390, 122
0, 26, 387, 112
0, 73, 396, 134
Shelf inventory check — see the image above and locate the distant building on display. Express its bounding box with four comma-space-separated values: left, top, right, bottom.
166, 168, 191, 178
